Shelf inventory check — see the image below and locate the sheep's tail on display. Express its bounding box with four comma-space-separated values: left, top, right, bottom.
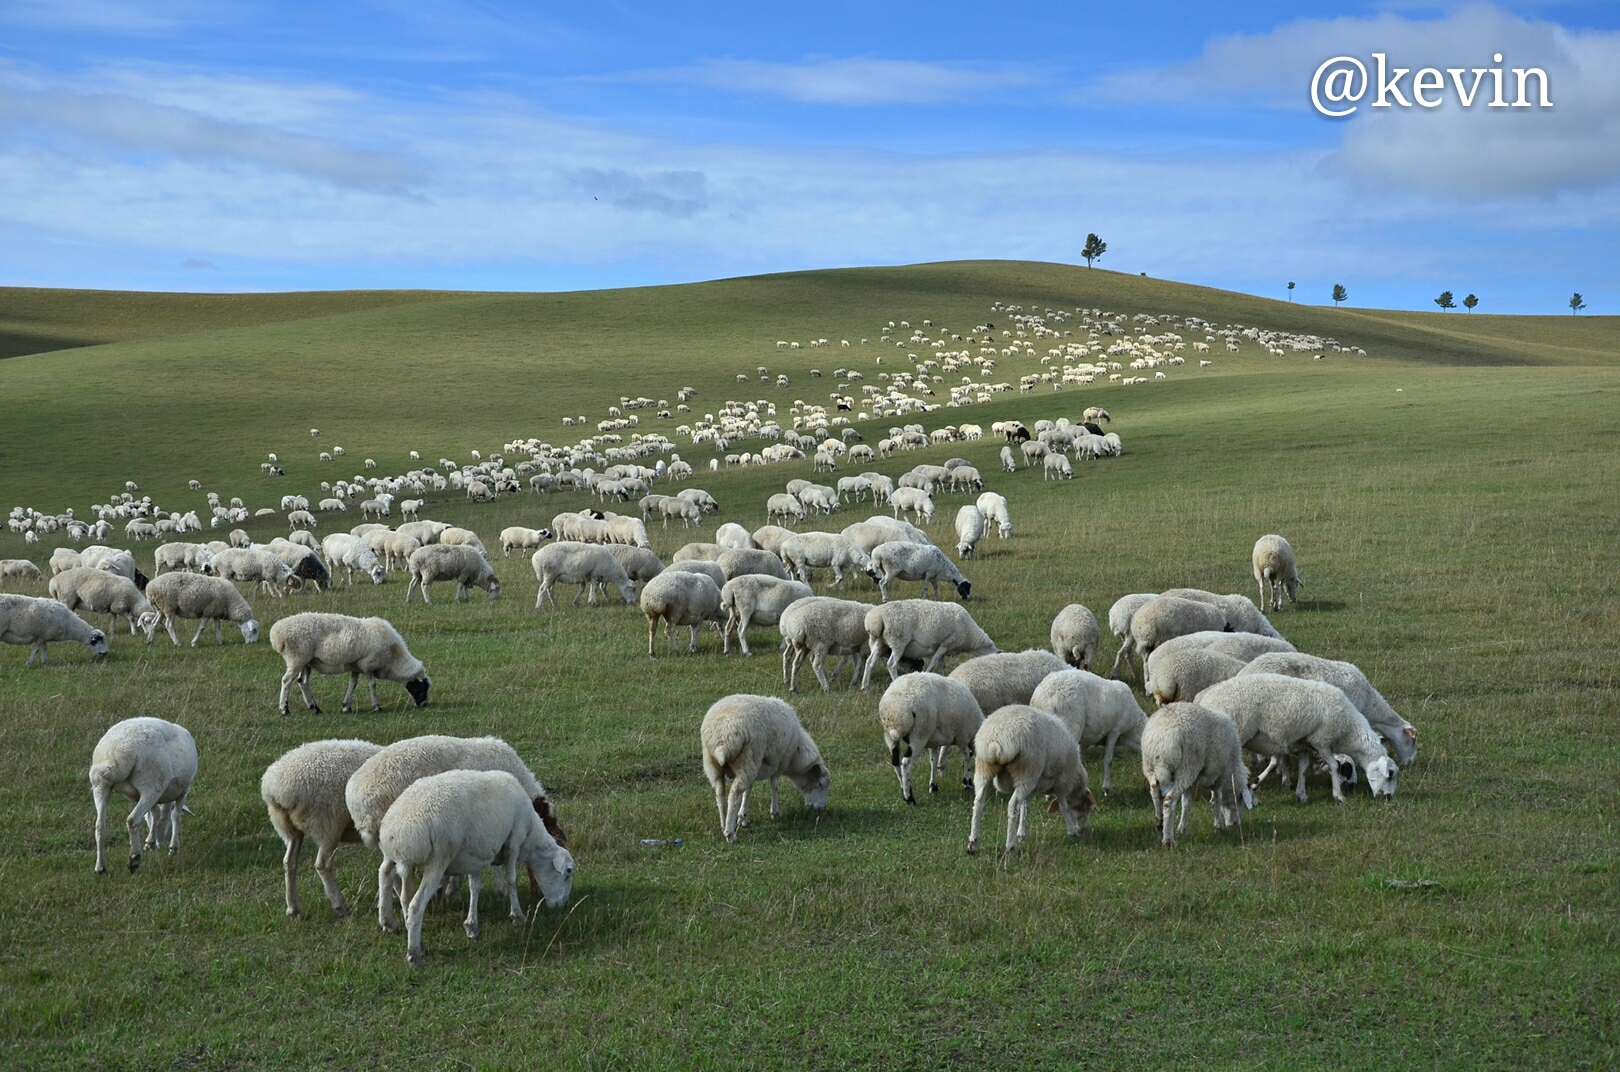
976, 735, 1013, 767
88, 759, 122, 788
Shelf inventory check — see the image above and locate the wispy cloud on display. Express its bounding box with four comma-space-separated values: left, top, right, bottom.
628, 57, 1042, 105
1, 0, 229, 34
565, 168, 707, 217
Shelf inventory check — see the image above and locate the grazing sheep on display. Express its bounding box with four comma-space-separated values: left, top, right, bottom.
1126, 596, 1230, 668
666, 559, 727, 589
778, 596, 873, 693
260, 739, 383, 918
381, 532, 423, 572
841, 515, 932, 554
878, 673, 983, 803
144, 572, 261, 647
500, 526, 549, 558
0, 593, 110, 665
717, 547, 791, 581
888, 486, 935, 526
605, 544, 664, 587
949, 649, 1068, 715
1043, 453, 1073, 480
1195, 674, 1398, 802
715, 522, 756, 551
999, 445, 1017, 472
976, 492, 1013, 539
377, 769, 574, 965
405, 544, 500, 604
1, 559, 45, 585
288, 509, 318, 531
49, 567, 158, 639
270, 612, 431, 714
871, 541, 971, 601
779, 532, 880, 590
954, 506, 985, 559
672, 542, 723, 563
863, 599, 997, 687
968, 706, 1095, 854
438, 527, 487, 554
321, 534, 387, 586
1049, 604, 1100, 670
720, 575, 812, 655
1148, 630, 1296, 667
1143, 647, 1248, 707
212, 547, 297, 598
1020, 440, 1048, 467
395, 520, 450, 546
89, 717, 196, 873
639, 569, 725, 656
1160, 587, 1284, 640
50, 548, 84, 575
749, 524, 797, 556
701, 694, 830, 843
767, 493, 807, 525
1029, 669, 1148, 796
1239, 652, 1417, 766
1252, 534, 1303, 611
229, 528, 252, 548
532, 542, 636, 608
1140, 702, 1253, 847
660, 496, 704, 528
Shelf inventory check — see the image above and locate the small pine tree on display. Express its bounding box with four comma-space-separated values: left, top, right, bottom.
1082, 233, 1107, 268
1463, 294, 1479, 312
1570, 292, 1586, 315
1435, 291, 1455, 311
1332, 284, 1347, 307
1287, 281, 1295, 302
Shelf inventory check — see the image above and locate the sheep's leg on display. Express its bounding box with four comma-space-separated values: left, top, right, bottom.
463, 871, 483, 939
1295, 754, 1311, 804
506, 859, 527, 926
124, 786, 161, 873
312, 838, 350, 916
687, 624, 699, 653
1101, 733, 1119, 796
710, 769, 729, 832
735, 782, 753, 829
927, 746, 944, 794
962, 747, 974, 789
645, 615, 658, 658
278, 664, 300, 715
163, 615, 180, 645
92, 779, 111, 874
165, 797, 185, 854
723, 771, 754, 842
1319, 747, 1348, 803
215, 618, 227, 644
367, 676, 382, 711
571, 583, 584, 608
405, 862, 444, 965
737, 614, 752, 656
378, 859, 401, 932
768, 778, 783, 819
923, 644, 949, 674
968, 771, 992, 854
190, 618, 209, 647
1005, 790, 1026, 853
280, 827, 305, 917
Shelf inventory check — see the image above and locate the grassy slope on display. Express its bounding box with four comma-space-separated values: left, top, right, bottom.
0, 263, 1617, 1069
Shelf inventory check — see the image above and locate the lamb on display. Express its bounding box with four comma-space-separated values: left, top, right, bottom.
48, 567, 158, 639
321, 533, 387, 585
1049, 604, 1100, 670
1139, 702, 1253, 847
976, 492, 1013, 539
778, 596, 873, 692
270, 612, 432, 714
701, 694, 830, 843
871, 541, 971, 601
1160, 587, 1284, 640
143, 571, 261, 646
605, 544, 664, 587
0, 593, 110, 665
260, 739, 384, 917
0, 559, 44, 586
954, 506, 985, 558
639, 569, 725, 656
779, 532, 880, 590
405, 544, 501, 604
1239, 652, 1417, 766
717, 547, 791, 581
1252, 534, 1304, 611
532, 542, 636, 608
1143, 647, 1248, 707
287, 509, 318, 531
878, 673, 983, 803
89, 717, 196, 873
1148, 630, 1296, 667
1194, 674, 1399, 802
720, 575, 812, 655
212, 546, 297, 598
862, 599, 997, 687
660, 496, 703, 527
967, 705, 1095, 854
377, 769, 574, 965
1029, 669, 1148, 796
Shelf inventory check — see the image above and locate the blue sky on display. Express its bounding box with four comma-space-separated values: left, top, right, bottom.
2, 1, 1617, 312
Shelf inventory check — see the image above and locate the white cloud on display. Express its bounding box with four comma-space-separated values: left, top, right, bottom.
628, 57, 1041, 105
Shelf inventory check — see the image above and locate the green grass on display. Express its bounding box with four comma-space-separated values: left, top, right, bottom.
1, 262, 1617, 1069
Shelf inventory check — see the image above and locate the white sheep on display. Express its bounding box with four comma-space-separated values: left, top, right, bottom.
767, 493, 807, 525
701, 694, 830, 843
1048, 603, 1100, 670
1195, 674, 1398, 802
999, 445, 1017, 472
1160, 587, 1284, 640
778, 595, 873, 692
639, 569, 725, 656
405, 544, 500, 604
377, 769, 574, 965
532, 542, 636, 608
260, 738, 383, 917
666, 559, 727, 589
605, 544, 663, 587
89, 717, 196, 873
381, 531, 423, 572
270, 612, 432, 714
715, 522, 756, 551
888, 486, 935, 526
720, 575, 812, 655
1252, 534, 1303, 611
862, 599, 997, 687
953, 506, 985, 558
1140, 702, 1253, 847
1043, 453, 1073, 480
878, 672, 983, 803
48, 567, 158, 639
1143, 647, 1248, 707
871, 541, 971, 601
144, 572, 261, 646
779, 532, 880, 590
671, 541, 721, 563
321, 533, 387, 586
1, 559, 45, 585
1148, 630, 1296, 667
50, 547, 84, 575
212, 547, 297, 598
949, 648, 1068, 717
152, 543, 215, 577
750, 524, 797, 556
1029, 668, 1148, 795
0, 593, 110, 665
717, 547, 792, 581
438, 526, 487, 554
841, 514, 932, 554
975, 492, 1013, 539
1125, 595, 1230, 667
1239, 652, 1417, 766
968, 705, 1095, 854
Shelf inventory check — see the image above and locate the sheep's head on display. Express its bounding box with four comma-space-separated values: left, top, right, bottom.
87, 629, 110, 657
485, 578, 502, 601
1365, 756, 1398, 798
955, 580, 972, 600
405, 675, 431, 708
138, 611, 161, 644
239, 620, 261, 644
368, 565, 386, 585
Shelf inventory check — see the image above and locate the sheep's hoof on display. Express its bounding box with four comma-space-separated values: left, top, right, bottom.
509, 909, 526, 927
370, 703, 382, 713
94, 863, 108, 875
332, 903, 351, 919
380, 920, 400, 934
904, 794, 916, 805
128, 854, 141, 873
287, 907, 303, 920
966, 842, 978, 855
308, 704, 323, 715
278, 705, 290, 716
1103, 786, 1115, 797
407, 949, 425, 966
464, 921, 480, 940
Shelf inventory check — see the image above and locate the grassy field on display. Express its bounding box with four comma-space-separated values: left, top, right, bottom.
1, 263, 1617, 1069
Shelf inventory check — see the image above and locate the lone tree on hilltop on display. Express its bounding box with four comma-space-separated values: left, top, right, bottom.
1332, 284, 1348, 307
1464, 293, 1479, 312
1435, 291, 1455, 311
1082, 233, 1107, 268
1569, 292, 1586, 315
1287, 281, 1295, 301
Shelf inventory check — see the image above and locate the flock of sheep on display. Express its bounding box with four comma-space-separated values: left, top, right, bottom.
1, 305, 1396, 969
